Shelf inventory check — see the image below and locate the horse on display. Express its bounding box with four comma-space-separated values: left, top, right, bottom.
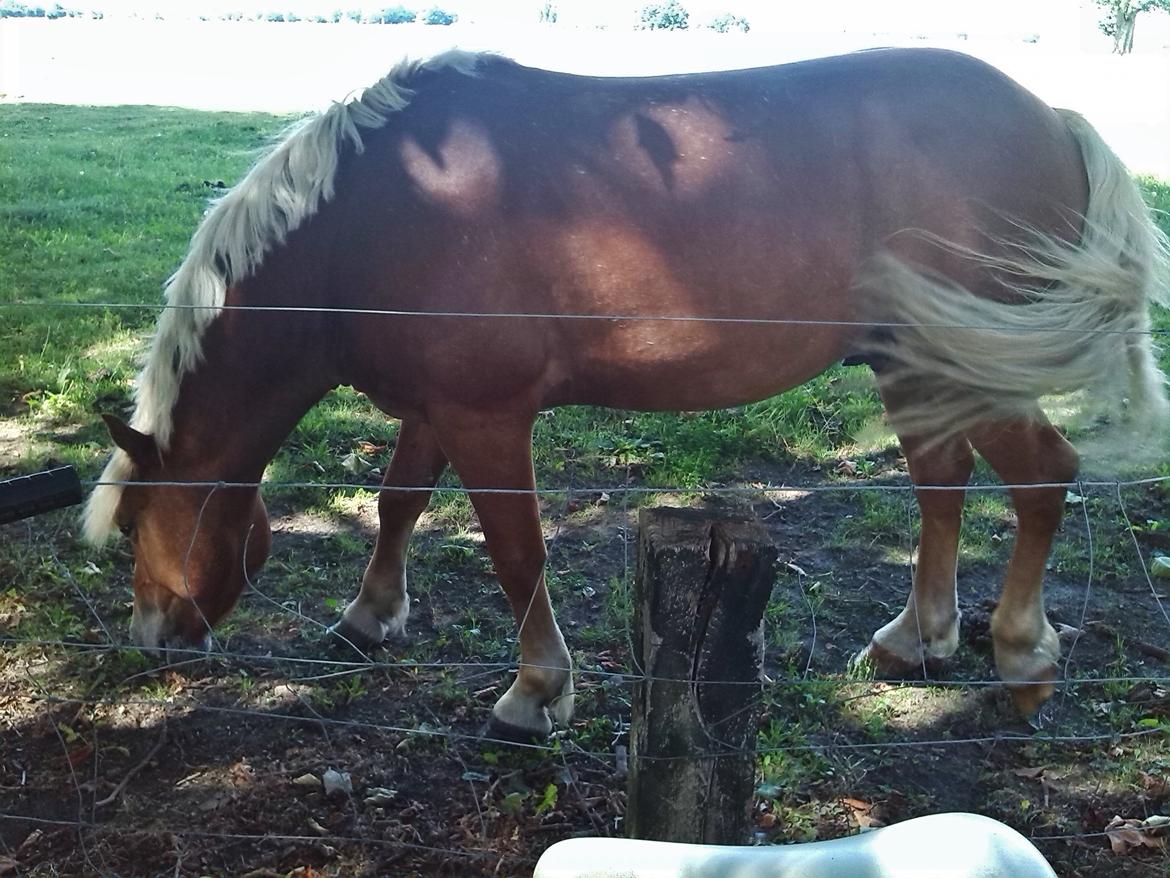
83, 47, 1170, 741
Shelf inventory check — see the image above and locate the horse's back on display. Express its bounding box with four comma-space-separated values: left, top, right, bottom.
327, 49, 1088, 415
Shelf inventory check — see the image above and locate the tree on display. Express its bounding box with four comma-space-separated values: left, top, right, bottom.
638, 0, 688, 30
1094, 0, 1170, 54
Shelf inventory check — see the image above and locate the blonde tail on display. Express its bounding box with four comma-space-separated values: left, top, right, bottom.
860, 109, 1169, 465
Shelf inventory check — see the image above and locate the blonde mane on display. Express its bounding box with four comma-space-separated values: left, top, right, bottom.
83, 49, 487, 544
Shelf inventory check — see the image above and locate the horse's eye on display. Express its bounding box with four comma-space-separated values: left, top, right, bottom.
119, 523, 134, 538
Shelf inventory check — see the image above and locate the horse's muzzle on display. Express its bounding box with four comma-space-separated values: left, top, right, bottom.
129, 604, 213, 658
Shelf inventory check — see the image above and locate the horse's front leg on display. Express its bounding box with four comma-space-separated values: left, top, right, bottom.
431, 407, 573, 742
331, 419, 448, 649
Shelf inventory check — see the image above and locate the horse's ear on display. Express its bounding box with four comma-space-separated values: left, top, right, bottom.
101, 414, 156, 464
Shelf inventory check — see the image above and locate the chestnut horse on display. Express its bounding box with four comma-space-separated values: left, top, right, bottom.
85, 48, 1169, 740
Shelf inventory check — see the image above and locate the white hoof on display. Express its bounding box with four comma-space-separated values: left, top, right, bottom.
863, 606, 961, 670
486, 670, 574, 743
334, 595, 409, 648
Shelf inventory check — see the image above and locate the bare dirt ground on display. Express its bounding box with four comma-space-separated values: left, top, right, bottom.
2, 452, 1169, 876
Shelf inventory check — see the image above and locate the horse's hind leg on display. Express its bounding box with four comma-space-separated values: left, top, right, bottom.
858, 422, 975, 675
331, 419, 448, 649
967, 413, 1078, 716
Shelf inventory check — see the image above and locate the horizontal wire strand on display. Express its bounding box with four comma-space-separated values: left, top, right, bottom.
2, 297, 1167, 336
4, 635, 1167, 691
78, 474, 1170, 494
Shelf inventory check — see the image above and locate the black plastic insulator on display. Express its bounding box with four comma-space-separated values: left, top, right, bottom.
0, 466, 85, 525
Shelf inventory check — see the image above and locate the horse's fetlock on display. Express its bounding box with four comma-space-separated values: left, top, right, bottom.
992, 612, 1060, 686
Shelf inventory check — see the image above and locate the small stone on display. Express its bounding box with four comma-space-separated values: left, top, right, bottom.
321, 769, 352, 798
292, 773, 322, 791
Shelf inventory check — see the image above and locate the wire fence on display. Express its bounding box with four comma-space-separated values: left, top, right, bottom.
3, 298, 1170, 875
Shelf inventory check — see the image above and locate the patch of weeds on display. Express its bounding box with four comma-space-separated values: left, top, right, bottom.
545, 566, 587, 601
13, 596, 86, 641
831, 491, 907, 549
959, 492, 1014, 565
604, 574, 632, 623
306, 673, 368, 711
85, 648, 152, 694
837, 686, 896, 741
428, 671, 470, 709
571, 713, 619, 752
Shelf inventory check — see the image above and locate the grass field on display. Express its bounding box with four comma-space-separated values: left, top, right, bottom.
1, 103, 1169, 877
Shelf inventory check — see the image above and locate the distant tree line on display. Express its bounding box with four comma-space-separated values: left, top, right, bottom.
637, 1, 748, 31
0, 0, 753, 32
0, 1, 97, 17
0, 3, 457, 24
234, 7, 458, 25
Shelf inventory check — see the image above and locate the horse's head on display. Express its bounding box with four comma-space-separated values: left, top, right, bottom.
93, 415, 271, 653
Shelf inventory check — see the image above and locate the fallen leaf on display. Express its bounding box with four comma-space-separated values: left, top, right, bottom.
1105, 815, 1169, 855
1139, 771, 1168, 797
841, 796, 885, 829
66, 743, 93, 768
836, 460, 858, 477
340, 452, 373, 475
229, 761, 255, 787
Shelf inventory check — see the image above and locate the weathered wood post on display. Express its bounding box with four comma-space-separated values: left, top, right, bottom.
627, 507, 776, 844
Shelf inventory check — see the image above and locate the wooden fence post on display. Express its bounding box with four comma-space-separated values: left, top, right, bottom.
627, 507, 777, 844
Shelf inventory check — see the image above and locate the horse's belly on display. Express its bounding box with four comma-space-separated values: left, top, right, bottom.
552, 321, 852, 411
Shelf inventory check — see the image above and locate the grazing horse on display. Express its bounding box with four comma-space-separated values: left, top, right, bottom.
84, 48, 1169, 741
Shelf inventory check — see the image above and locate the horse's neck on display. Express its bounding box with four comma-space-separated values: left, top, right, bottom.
164, 306, 335, 480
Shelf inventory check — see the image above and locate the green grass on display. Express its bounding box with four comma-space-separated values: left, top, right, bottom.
0, 104, 295, 468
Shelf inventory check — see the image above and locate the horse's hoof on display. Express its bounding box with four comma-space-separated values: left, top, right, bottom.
1006, 675, 1056, 719
326, 617, 383, 653
853, 641, 938, 679
481, 714, 549, 746
854, 638, 950, 679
